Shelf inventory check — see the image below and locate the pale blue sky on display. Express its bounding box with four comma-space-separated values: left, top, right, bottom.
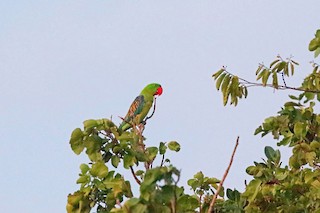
1, 1, 320, 212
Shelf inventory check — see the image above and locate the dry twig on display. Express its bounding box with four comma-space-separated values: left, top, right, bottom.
207, 137, 240, 213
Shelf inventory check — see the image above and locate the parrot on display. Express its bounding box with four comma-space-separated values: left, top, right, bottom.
119, 83, 163, 131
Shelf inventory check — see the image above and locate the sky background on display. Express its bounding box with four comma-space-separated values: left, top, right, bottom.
1, 1, 320, 212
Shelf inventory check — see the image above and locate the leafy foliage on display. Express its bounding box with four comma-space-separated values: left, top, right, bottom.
68, 29, 320, 213
67, 117, 228, 213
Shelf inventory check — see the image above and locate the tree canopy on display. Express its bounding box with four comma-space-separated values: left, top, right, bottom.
67, 29, 320, 213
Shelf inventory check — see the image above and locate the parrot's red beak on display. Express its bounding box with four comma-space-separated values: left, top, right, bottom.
155, 86, 163, 96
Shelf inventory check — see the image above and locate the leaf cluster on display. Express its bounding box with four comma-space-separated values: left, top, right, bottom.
67, 119, 186, 213
255, 56, 298, 88
212, 56, 299, 106
212, 68, 248, 106
243, 147, 320, 212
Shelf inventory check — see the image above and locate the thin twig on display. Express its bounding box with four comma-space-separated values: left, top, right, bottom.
241, 81, 320, 93
160, 154, 165, 167
144, 96, 157, 122
281, 72, 287, 87
130, 166, 141, 185
207, 137, 240, 213
171, 171, 180, 213
199, 194, 203, 213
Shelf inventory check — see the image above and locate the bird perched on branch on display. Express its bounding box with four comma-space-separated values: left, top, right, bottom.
119, 83, 163, 131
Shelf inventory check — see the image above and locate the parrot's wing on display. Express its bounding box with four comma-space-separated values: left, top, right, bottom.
123, 95, 145, 122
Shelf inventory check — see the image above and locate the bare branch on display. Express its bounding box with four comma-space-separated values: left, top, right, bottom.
207, 137, 240, 213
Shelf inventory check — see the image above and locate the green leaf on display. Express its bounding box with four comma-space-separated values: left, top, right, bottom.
212, 68, 224, 80
288, 95, 298, 100
283, 63, 289, 76
254, 126, 263, 135
70, 128, 85, 155
76, 175, 89, 184
146, 147, 158, 161
159, 142, 167, 155
289, 155, 300, 169
223, 90, 231, 106
244, 179, 262, 202
177, 195, 199, 211
187, 179, 198, 190
270, 59, 280, 68
272, 72, 278, 89
276, 62, 286, 73
242, 85, 248, 98
123, 154, 135, 169
294, 122, 306, 138
306, 152, 316, 166
290, 62, 295, 75
111, 155, 120, 168
257, 69, 267, 81
277, 136, 292, 146
216, 73, 227, 90
255, 65, 263, 75
135, 170, 144, 176
168, 141, 181, 152
264, 146, 276, 161
206, 177, 220, 184
246, 166, 256, 176
274, 170, 287, 181
284, 101, 302, 107
193, 171, 204, 181
315, 47, 320, 58
83, 119, 97, 130
90, 162, 109, 178
84, 136, 102, 162
305, 92, 315, 101
123, 197, 140, 207
226, 188, 235, 200
67, 191, 91, 213
221, 74, 231, 94
80, 164, 90, 174
84, 136, 102, 155
310, 141, 320, 149
262, 70, 271, 86
309, 37, 320, 51
104, 179, 125, 197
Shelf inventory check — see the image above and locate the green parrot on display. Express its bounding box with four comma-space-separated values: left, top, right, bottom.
119, 83, 163, 131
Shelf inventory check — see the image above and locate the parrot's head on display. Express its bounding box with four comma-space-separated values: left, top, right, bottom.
142, 83, 163, 96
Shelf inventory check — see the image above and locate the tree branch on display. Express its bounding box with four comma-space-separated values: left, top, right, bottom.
224, 68, 320, 93
160, 154, 165, 167
130, 166, 141, 185
241, 81, 320, 93
171, 171, 180, 213
207, 137, 239, 213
